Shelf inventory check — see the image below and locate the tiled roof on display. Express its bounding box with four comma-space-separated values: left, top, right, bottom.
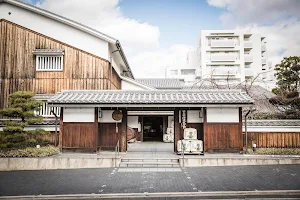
183, 83, 278, 114
33, 49, 64, 55
136, 79, 182, 89
0, 119, 58, 126
244, 120, 300, 127
48, 90, 253, 105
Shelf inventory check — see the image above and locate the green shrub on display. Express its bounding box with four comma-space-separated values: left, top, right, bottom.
0, 145, 59, 157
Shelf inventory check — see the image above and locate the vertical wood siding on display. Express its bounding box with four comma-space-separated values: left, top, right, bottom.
98, 123, 120, 150
244, 132, 300, 148
204, 123, 241, 152
0, 20, 121, 108
62, 122, 96, 148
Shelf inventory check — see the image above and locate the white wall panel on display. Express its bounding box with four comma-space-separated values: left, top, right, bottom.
0, 3, 109, 60
128, 116, 139, 128
63, 108, 94, 122
121, 80, 146, 90
187, 110, 203, 123
207, 108, 239, 123
98, 110, 122, 123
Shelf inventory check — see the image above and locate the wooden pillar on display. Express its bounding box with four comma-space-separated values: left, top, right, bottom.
94, 108, 98, 152
203, 107, 207, 152
174, 108, 181, 152
239, 107, 243, 151
59, 107, 63, 152
120, 109, 127, 152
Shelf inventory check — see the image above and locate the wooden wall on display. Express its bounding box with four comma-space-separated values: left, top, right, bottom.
98, 123, 120, 150
0, 19, 121, 108
204, 123, 241, 151
62, 122, 96, 149
203, 107, 243, 152
244, 132, 300, 148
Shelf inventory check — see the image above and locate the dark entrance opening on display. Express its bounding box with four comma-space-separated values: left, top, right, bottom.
143, 117, 163, 141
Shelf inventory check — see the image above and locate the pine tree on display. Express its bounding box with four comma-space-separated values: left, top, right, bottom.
0, 91, 50, 149
269, 56, 300, 119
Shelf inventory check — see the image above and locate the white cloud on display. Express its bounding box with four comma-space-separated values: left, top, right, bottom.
36, 0, 160, 54
130, 44, 194, 78
207, 0, 300, 66
35, 0, 192, 78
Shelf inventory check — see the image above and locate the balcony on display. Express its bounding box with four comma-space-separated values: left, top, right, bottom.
261, 44, 266, 52
208, 67, 238, 76
244, 68, 254, 77
244, 41, 252, 49
244, 55, 253, 63
262, 58, 267, 64
211, 54, 237, 62
211, 40, 235, 48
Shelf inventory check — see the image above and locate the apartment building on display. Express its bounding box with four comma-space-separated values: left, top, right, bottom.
166, 30, 275, 88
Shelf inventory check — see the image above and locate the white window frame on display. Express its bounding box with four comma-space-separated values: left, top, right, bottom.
36, 55, 64, 71
33, 49, 64, 72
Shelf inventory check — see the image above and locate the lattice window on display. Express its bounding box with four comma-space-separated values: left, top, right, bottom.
36, 55, 63, 71
38, 101, 60, 117
33, 49, 64, 71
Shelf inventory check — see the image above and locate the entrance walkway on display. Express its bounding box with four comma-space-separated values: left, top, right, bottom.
125, 142, 178, 158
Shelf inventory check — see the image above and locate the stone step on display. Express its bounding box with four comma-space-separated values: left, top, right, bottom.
119, 162, 180, 168
121, 158, 179, 163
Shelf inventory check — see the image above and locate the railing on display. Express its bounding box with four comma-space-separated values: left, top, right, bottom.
180, 140, 185, 168
114, 140, 120, 168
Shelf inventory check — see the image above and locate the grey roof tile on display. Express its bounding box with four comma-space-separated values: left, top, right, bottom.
136, 79, 182, 89
244, 120, 300, 127
48, 90, 253, 105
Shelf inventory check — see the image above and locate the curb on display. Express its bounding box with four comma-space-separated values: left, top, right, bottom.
1, 190, 300, 199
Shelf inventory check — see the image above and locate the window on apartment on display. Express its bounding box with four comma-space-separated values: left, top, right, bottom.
33, 49, 64, 71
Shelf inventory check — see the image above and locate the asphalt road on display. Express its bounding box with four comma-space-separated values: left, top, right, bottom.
0, 165, 300, 198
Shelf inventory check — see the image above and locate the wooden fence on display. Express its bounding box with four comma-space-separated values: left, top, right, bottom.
243, 132, 300, 148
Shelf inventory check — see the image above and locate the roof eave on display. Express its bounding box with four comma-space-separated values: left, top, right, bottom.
48, 103, 253, 108
116, 41, 134, 79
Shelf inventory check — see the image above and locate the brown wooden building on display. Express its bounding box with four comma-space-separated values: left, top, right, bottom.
0, 0, 133, 111
48, 90, 253, 153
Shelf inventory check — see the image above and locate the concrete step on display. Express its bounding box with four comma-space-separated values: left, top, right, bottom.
119, 158, 180, 168
121, 158, 179, 163
120, 162, 180, 168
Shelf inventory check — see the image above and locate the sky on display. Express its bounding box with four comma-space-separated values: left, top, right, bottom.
25, 0, 300, 78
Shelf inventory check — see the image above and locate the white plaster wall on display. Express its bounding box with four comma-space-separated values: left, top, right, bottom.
250, 34, 263, 78
168, 116, 174, 127
0, 3, 109, 60
98, 110, 121, 123
207, 108, 239, 123
128, 116, 139, 128
63, 108, 94, 122
121, 80, 146, 90
187, 110, 203, 123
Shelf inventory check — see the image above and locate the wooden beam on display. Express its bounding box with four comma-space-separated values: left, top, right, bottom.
120, 109, 127, 152
174, 109, 180, 152
94, 108, 98, 152
59, 107, 63, 152
203, 107, 207, 152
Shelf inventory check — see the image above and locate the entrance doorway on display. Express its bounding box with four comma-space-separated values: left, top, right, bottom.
143, 117, 163, 142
